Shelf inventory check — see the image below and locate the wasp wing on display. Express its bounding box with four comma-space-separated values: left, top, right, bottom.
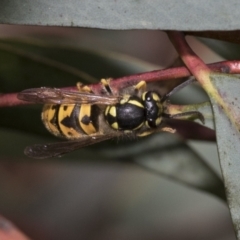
24, 134, 120, 159
18, 88, 119, 105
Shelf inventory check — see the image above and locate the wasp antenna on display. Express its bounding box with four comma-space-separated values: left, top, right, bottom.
161, 77, 196, 103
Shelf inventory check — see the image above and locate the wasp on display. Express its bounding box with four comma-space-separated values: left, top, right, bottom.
18, 78, 204, 159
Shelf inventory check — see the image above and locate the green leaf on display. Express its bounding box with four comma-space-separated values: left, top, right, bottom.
0, 0, 239, 30
209, 73, 240, 238
200, 38, 240, 60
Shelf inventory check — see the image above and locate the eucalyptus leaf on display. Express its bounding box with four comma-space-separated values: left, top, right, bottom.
209, 73, 240, 238
200, 38, 240, 60
1, 0, 240, 30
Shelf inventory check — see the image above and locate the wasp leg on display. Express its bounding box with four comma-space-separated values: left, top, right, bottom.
137, 129, 155, 137
160, 127, 176, 133
76, 82, 92, 93
167, 111, 205, 124
77, 78, 113, 94
134, 80, 147, 94
137, 125, 176, 137
100, 78, 113, 95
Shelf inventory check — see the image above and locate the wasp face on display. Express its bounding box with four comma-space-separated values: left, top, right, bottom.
104, 91, 163, 131
143, 91, 163, 128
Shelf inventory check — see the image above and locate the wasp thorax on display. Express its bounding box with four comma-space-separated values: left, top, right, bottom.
105, 96, 145, 130
105, 91, 163, 131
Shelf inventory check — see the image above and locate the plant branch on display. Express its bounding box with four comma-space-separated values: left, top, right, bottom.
167, 31, 240, 130
1, 60, 240, 107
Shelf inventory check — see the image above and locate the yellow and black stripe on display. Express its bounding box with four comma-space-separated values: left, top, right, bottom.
42, 104, 99, 139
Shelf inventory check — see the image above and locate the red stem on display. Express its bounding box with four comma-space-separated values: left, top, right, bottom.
1, 60, 240, 107
0, 93, 30, 107
167, 31, 211, 83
